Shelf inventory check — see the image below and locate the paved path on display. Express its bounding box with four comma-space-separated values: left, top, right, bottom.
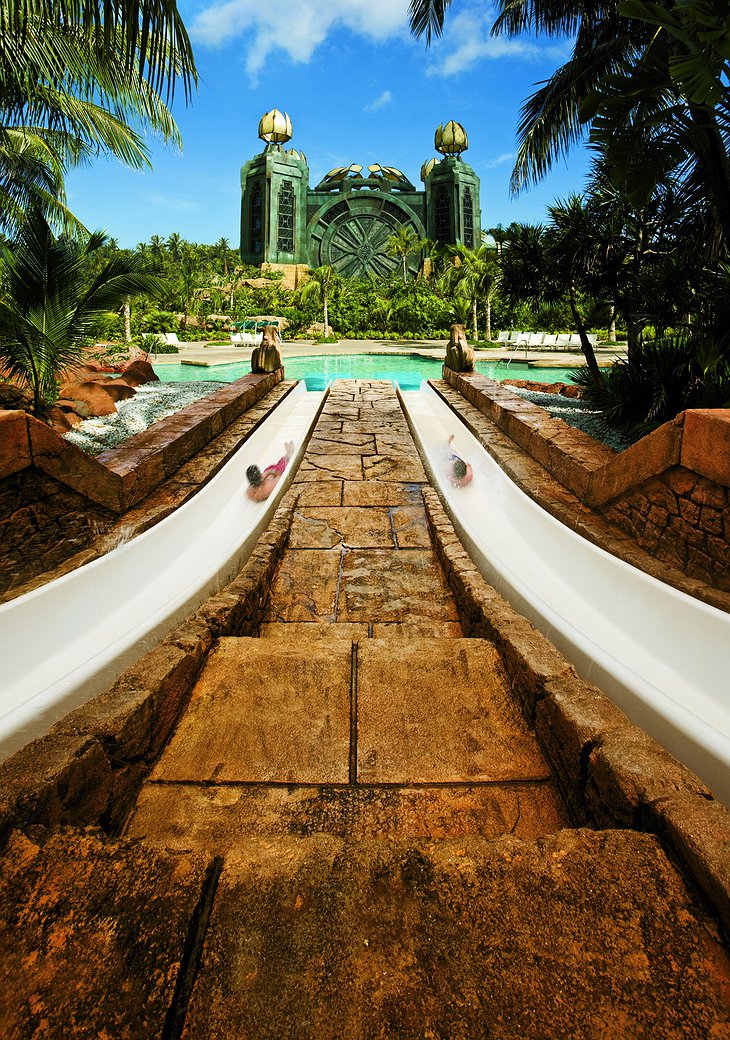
1, 381, 727, 1039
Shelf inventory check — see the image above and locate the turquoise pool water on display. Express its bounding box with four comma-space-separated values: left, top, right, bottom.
154, 353, 580, 389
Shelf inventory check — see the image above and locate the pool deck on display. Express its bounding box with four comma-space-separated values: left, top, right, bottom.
151, 337, 627, 370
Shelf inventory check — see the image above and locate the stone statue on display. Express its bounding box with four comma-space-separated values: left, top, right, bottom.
251, 325, 283, 374
444, 324, 474, 373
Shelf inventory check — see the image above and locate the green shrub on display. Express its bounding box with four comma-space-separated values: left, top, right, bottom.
576, 333, 730, 440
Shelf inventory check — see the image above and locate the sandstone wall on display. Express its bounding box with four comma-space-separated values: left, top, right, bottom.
443, 370, 730, 594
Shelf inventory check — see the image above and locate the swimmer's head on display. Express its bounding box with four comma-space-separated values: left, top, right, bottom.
452, 458, 467, 480
246, 464, 262, 487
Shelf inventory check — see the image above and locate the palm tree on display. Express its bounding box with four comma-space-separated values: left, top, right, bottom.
0, 207, 166, 415
448, 244, 500, 340
410, 1, 730, 244
386, 226, 423, 282
0, 0, 196, 234
500, 215, 604, 384
487, 224, 507, 259
301, 266, 339, 337
214, 237, 231, 277
1, 0, 196, 104
167, 232, 183, 262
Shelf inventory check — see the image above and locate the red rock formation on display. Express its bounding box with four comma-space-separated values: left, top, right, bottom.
120, 360, 159, 386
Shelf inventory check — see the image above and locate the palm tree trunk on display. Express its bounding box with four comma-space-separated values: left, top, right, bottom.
485, 296, 492, 342
472, 299, 478, 340
123, 298, 131, 342
608, 303, 616, 343
323, 295, 329, 338
569, 285, 602, 386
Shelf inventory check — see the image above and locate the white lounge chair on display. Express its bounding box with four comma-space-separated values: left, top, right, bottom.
513, 332, 529, 346
495, 331, 510, 344
162, 332, 180, 346
528, 332, 545, 347
542, 334, 558, 349
555, 333, 571, 349
568, 334, 583, 348
587, 333, 598, 347
508, 329, 523, 345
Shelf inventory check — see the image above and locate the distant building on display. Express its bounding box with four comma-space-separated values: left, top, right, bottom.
240, 110, 481, 284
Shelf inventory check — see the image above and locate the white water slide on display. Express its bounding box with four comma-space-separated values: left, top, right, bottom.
0, 383, 325, 763
401, 382, 730, 805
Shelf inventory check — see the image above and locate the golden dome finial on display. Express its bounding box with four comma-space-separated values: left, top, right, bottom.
258, 109, 293, 144
420, 157, 439, 181
435, 121, 468, 156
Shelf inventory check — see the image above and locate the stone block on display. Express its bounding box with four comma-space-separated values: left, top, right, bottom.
0, 831, 208, 1039
666, 466, 698, 496
585, 725, 712, 828
487, 615, 575, 720
28, 417, 124, 510
0, 410, 31, 478
651, 794, 730, 938
587, 417, 683, 506
0, 734, 112, 843
681, 409, 730, 486
547, 434, 592, 499
535, 674, 629, 816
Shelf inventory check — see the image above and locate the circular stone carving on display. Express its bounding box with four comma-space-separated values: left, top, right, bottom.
310, 197, 423, 279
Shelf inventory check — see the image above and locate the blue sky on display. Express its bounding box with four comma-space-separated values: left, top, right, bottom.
66, 0, 590, 248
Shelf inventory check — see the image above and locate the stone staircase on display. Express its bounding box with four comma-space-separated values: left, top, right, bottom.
122, 633, 730, 1038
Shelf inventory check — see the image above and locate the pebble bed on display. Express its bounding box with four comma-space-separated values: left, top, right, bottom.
64, 380, 224, 455
510, 387, 632, 453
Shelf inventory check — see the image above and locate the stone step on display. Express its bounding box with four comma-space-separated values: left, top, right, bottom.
177, 829, 730, 1039
133, 637, 563, 849
149, 638, 550, 787
127, 781, 568, 851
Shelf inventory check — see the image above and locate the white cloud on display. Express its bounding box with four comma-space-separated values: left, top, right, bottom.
365, 90, 393, 112
483, 152, 515, 169
426, 6, 569, 77
191, 0, 409, 78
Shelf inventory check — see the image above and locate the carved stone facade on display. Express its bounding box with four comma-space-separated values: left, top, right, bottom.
240, 120, 481, 279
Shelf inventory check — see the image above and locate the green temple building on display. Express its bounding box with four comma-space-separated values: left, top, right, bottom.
240, 110, 482, 284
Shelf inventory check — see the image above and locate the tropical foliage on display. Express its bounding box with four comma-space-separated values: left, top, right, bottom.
409, 0, 730, 432
0, 0, 196, 234
0, 208, 166, 414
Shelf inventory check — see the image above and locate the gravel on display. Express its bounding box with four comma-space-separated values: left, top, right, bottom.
63, 380, 225, 455
509, 387, 632, 453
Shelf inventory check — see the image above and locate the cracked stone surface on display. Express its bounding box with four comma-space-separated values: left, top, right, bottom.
357, 639, 551, 783
337, 549, 460, 623
289, 507, 395, 549
0, 831, 208, 1039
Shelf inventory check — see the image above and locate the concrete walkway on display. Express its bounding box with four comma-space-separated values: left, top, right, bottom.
1, 381, 727, 1039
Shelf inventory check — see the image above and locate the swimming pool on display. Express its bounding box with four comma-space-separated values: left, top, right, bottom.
153, 353, 581, 389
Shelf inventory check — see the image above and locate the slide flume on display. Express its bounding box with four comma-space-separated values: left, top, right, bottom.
0, 383, 325, 762
401, 382, 730, 804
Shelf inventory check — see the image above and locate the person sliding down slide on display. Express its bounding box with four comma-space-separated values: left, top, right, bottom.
447, 434, 473, 488
246, 441, 295, 501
